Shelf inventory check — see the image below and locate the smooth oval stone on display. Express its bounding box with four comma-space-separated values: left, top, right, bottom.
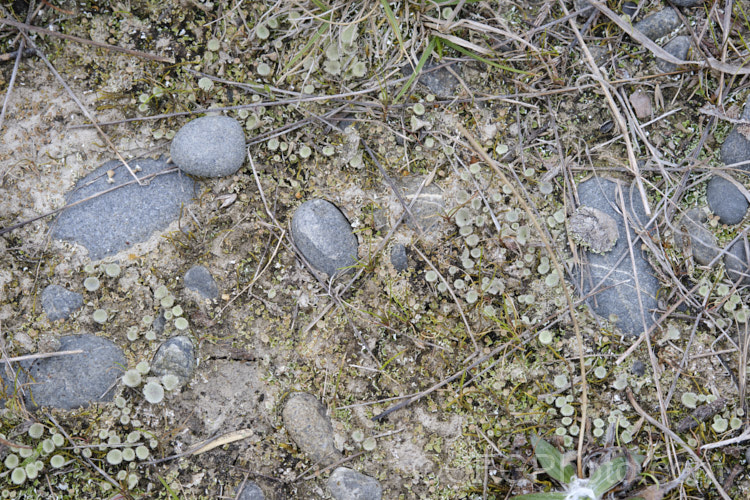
171, 116, 246, 177
26, 334, 125, 410
291, 199, 358, 276
706, 176, 749, 225
674, 208, 720, 266
328, 467, 383, 500
282, 392, 342, 466
725, 239, 750, 286
41, 285, 83, 321
657, 36, 691, 73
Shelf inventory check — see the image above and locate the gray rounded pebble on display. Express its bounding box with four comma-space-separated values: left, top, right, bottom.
184, 265, 219, 299
291, 199, 358, 276
52, 157, 195, 260
571, 178, 660, 337
633, 8, 682, 40
282, 392, 342, 466
706, 176, 748, 225
631, 360, 646, 377
328, 467, 383, 500
725, 239, 750, 286
402, 60, 462, 98
720, 94, 750, 170
674, 208, 720, 266
391, 244, 409, 272
153, 311, 167, 335
151, 336, 196, 388
171, 116, 246, 177
236, 481, 265, 500
41, 285, 83, 321
26, 334, 125, 410
657, 36, 691, 73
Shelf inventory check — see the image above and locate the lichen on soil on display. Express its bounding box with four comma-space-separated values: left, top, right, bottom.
1, 0, 750, 499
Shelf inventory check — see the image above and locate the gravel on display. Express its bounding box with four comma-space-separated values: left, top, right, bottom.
25, 334, 126, 410
52, 157, 195, 260
170, 115, 247, 178
706, 175, 749, 225
291, 199, 359, 277
282, 392, 342, 466
328, 467, 383, 500
571, 178, 660, 337
41, 284, 83, 321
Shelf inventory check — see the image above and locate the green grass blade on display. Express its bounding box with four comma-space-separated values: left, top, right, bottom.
379, 0, 404, 49
439, 38, 534, 75
393, 37, 437, 104
532, 435, 575, 484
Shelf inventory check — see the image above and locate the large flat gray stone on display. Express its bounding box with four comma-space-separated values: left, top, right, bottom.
572, 178, 660, 336
52, 157, 195, 260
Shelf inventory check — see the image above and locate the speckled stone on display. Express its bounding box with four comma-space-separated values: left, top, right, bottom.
674, 208, 720, 266
184, 265, 219, 300
282, 392, 342, 466
291, 199, 358, 277
151, 336, 196, 388
657, 36, 691, 73
41, 285, 83, 321
171, 115, 247, 178
25, 334, 126, 410
572, 178, 660, 337
633, 8, 682, 40
52, 157, 195, 260
725, 239, 750, 286
706, 176, 749, 225
328, 467, 383, 500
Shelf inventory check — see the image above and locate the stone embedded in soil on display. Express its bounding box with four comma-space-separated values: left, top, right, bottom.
706, 176, 749, 225
396, 176, 445, 232
52, 157, 195, 260
170, 115, 247, 178
633, 8, 682, 40
41, 284, 83, 321
571, 178, 660, 337
184, 265, 219, 300
282, 392, 342, 466
725, 239, 750, 286
674, 208, 720, 266
150, 335, 196, 387
291, 199, 359, 277
657, 36, 691, 73
236, 481, 266, 500
328, 467, 383, 500
402, 60, 462, 98
391, 243, 409, 272
671, 0, 704, 6
25, 334, 125, 410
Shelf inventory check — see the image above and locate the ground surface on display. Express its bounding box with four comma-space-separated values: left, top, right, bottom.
1, 1, 750, 499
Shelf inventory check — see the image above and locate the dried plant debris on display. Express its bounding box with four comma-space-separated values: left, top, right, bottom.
569, 206, 620, 254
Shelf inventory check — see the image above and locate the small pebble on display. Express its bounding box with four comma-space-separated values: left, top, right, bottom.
184, 265, 219, 300
674, 208, 720, 265
236, 481, 265, 500
171, 116, 247, 178
41, 285, 83, 321
402, 60, 461, 98
719, 94, 750, 170
328, 467, 383, 500
391, 244, 409, 272
631, 360, 646, 377
282, 392, 342, 466
633, 8, 682, 40
657, 36, 691, 73
671, 0, 703, 6
725, 239, 750, 286
706, 176, 749, 225
151, 336, 196, 388
291, 199, 358, 277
